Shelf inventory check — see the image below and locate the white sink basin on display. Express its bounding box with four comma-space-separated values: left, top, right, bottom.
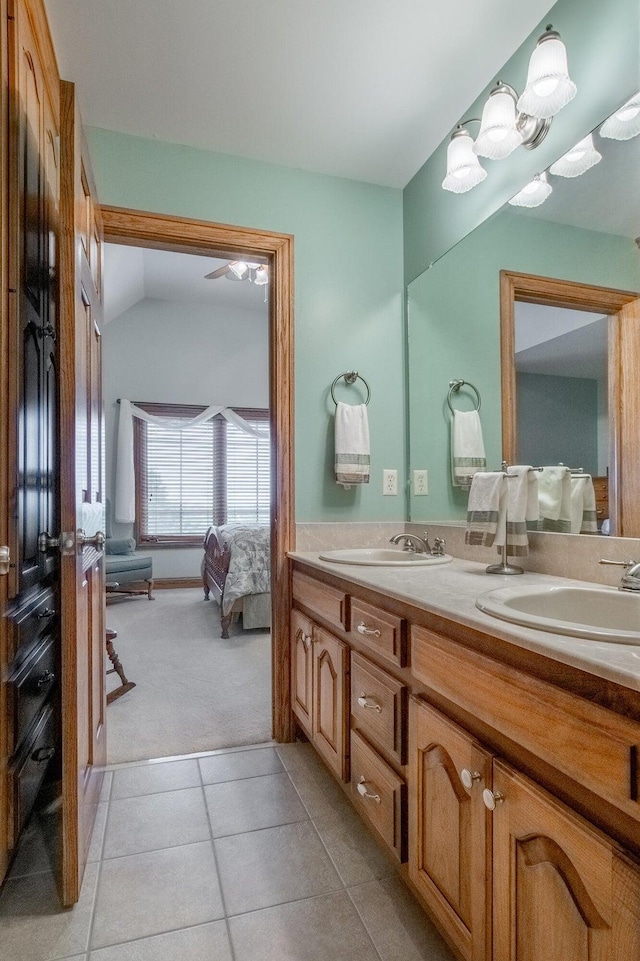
476, 584, 640, 644
318, 548, 453, 567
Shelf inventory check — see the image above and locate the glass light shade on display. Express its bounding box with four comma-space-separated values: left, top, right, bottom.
229, 261, 248, 279
600, 92, 640, 140
254, 266, 268, 286
442, 130, 487, 193
517, 35, 577, 119
508, 172, 552, 208
474, 90, 523, 159
549, 133, 602, 177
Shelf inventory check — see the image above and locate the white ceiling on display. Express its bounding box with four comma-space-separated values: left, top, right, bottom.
515, 303, 608, 380
44, 0, 555, 188
103, 245, 268, 324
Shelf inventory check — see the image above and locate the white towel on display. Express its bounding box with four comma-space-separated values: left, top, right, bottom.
496, 466, 538, 556
570, 475, 598, 534
451, 410, 487, 488
538, 466, 572, 532
465, 472, 506, 547
335, 402, 370, 488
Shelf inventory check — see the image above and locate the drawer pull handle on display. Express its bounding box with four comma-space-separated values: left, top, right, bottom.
482, 788, 505, 811
460, 768, 482, 789
37, 608, 56, 620
36, 670, 56, 690
357, 777, 381, 803
32, 746, 55, 764
357, 622, 381, 638
357, 694, 382, 713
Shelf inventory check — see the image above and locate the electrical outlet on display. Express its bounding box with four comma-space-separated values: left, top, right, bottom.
383, 469, 398, 495
413, 469, 428, 495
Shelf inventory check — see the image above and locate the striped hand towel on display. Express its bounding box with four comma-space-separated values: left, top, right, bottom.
335, 402, 370, 488
538, 466, 572, 533
452, 410, 487, 488
465, 472, 506, 547
496, 466, 538, 557
571, 475, 598, 534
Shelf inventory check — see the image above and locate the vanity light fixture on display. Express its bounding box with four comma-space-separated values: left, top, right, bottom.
442, 125, 487, 193
508, 172, 552, 208
229, 261, 249, 279
443, 25, 575, 194
517, 25, 577, 120
600, 91, 640, 141
549, 133, 601, 177
253, 265, 268, 286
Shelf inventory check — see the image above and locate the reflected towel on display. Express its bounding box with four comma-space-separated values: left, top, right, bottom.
452, 410, 487, 488
570, 475, 598, 534
538, 466, 572, 533
465, 472, 506, 547
335, 402, 370, 488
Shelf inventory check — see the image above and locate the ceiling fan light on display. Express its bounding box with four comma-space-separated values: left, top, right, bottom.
600, 92, 640, 140
229, 261, 249, 279
508, 172, 552, 208
549, 133, 602, 177
254, 265, 269, 286
442, 129, 487, 193
474, 88, 523, 160
517, 30, 576, 120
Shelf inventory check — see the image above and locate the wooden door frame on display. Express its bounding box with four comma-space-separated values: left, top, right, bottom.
100, 206, 295, 741
500, 270, 640, 535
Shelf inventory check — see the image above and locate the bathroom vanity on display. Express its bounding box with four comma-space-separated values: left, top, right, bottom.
289, 552, 640, 961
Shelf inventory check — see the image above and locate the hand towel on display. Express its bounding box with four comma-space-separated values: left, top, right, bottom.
496, 466, 538, 556
538, 466, 572, 533
570, 474, 598, 534
451, 410, 487, 488
465, 472, 506, 547
335, 402, 370, 488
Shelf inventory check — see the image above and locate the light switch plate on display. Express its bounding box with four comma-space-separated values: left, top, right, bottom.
383, 469, 398, 495
413, 469, 428, 495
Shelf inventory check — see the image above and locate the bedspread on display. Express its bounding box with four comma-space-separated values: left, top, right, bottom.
218, 524, 271, 615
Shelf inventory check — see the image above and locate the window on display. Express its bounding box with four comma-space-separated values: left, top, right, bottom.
134, 403, 270, 544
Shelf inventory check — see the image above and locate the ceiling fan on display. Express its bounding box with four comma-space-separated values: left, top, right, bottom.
204, 261, 269, 285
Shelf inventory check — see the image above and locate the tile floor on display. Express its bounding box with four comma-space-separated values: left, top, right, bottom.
0, 741, 456, 961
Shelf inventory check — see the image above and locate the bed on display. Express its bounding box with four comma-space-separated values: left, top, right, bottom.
202, 524, 271, 637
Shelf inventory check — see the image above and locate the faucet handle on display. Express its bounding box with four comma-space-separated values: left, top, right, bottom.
432, 537, 446, 556
599, 558, 638, 568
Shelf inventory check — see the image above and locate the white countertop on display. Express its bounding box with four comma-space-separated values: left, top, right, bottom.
289, 552, 640, 694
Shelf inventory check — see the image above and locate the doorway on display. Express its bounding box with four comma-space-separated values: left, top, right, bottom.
101, 206, 296, 745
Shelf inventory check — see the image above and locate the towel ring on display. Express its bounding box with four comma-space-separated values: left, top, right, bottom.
331, 370, 371, 406
447, 379, 481, 414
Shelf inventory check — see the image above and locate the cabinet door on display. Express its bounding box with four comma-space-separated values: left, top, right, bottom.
312, 625, 349, 781
409, 698, 491, 961
491, 759, 634, 961
291, 609, 313, 736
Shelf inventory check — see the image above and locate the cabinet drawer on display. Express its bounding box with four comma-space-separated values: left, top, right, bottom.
9, 587, 56, 666
348, 598, 407, 668
350, 730, 406, 862
412, 624, 640, 820
8, 636, 57, 752
9, 705, 57, 847
292, 571, 347, 631
351, 652, 407, 766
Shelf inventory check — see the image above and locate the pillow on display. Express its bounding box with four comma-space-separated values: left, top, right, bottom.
106, 537, 137, 555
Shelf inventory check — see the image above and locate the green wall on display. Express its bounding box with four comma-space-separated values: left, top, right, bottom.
407, 209, 640, 522
517, 372, 598, 474
86, 128, 405, 522
403, 0, 640, 282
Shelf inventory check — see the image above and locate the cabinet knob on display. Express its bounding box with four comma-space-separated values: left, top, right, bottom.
357, 622, 381, 638
357, 777, 381, 803
36, 670, 56, 690
482, 788, 505, 811
460, 768, 482, 789
357, 694, 382, 713
32, 746, 55, 764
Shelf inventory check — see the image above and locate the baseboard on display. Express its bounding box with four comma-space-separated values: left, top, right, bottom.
153, 578, 203, 590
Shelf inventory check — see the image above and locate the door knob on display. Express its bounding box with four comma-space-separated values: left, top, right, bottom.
38, 531, 75, 553
78, 530, 105, 549
0, 546, 9, 575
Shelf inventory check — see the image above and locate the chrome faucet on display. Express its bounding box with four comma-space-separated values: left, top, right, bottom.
599, 558, 640, 592
390, 532, 431, 554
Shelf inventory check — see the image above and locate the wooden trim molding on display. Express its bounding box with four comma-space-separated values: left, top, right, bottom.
500, 273, 639, 516
100, 206, 296, 741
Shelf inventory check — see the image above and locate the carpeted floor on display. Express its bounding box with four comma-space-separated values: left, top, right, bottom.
105, 589, 272, 764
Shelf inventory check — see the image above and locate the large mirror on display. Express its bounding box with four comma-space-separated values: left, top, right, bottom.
407, 89, 640, 535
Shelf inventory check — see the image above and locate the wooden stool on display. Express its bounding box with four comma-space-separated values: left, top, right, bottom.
106, 627, 136, 704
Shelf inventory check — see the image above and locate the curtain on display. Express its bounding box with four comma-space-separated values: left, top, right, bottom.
114, 399, 268, 524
